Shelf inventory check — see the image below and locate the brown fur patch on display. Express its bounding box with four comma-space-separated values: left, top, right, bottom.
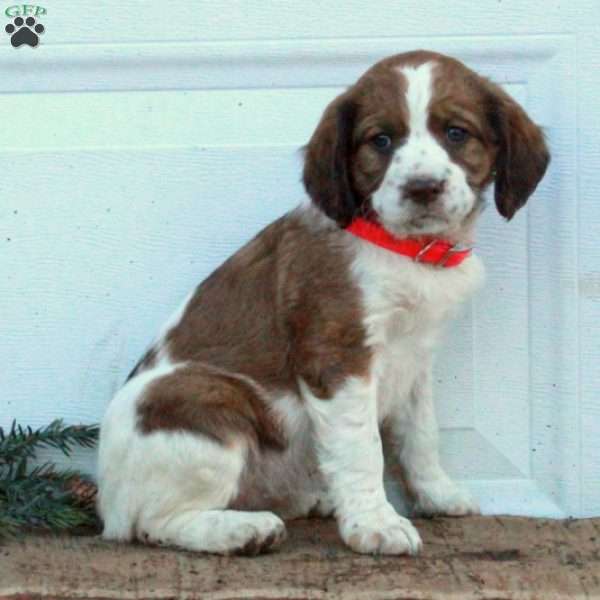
303, 97, 360, 226
136, 211, 371, 446
165, 212, 371, 400
482, 80, 550, 219
138, 362, 286, 450
428, 60, 500, 191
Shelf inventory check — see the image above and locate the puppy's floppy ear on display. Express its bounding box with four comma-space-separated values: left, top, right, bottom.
303, 95, 359, 227
486, 83, 550, 219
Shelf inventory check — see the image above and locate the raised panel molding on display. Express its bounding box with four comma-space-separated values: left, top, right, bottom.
0, 34, 579, 517
0, 35, 571, 93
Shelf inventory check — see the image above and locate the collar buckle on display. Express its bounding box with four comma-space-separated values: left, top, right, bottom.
414, 240, 437, 263
437, 243, 473, 267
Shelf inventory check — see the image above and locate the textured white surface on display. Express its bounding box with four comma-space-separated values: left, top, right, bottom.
1, 0, 598, 518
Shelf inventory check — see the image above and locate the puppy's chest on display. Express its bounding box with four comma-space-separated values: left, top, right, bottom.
369, 305, 441, 423
357, 258, 482, 422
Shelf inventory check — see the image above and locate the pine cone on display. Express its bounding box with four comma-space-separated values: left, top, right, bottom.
66, 476, 98, 508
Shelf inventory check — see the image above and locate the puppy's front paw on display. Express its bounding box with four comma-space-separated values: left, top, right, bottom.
414, 478, 480, 517
340, 506, 422, 555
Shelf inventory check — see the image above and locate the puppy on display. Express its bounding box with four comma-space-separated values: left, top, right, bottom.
97, 50, 549, 555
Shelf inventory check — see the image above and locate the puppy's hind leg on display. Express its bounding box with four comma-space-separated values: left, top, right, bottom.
99, 363, 287, 555
139, 506, 286, 556
121, 430, 287, 555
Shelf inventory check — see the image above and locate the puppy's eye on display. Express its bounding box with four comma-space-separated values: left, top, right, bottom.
371, 134, 392, 151
446, 126, 469, 144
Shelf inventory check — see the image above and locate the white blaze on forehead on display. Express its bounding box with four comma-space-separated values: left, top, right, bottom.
392, 61, 446, 180
399, 62, 435, 136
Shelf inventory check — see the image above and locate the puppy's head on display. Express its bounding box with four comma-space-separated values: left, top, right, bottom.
303, 51, 549, 238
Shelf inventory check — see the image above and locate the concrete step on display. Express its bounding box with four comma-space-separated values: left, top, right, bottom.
1, 516, 599, 599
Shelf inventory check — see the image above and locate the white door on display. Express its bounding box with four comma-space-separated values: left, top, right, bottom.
1, 0, 598, 518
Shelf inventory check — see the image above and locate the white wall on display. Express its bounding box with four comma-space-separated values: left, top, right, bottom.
1, 0, 598, 518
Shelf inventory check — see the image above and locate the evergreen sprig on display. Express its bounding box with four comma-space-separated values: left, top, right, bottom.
0, 419, 100, 539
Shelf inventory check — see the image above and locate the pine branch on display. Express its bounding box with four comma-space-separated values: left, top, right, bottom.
0, 420, 99, 467
0, 420, 100, 540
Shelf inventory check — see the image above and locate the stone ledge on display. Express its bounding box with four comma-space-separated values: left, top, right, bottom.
1, 516, 599, 600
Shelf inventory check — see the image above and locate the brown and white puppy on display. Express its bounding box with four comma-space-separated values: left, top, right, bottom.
97, 50, 549, 555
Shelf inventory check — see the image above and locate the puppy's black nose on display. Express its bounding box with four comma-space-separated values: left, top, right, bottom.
402, 178, 445, 205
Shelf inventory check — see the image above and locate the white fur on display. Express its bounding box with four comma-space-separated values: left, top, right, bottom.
372, 62, 476, 238
301, 375, 422, 554
351, 236, 483, 518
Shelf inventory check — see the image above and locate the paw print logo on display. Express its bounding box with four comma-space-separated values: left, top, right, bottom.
5, 16, 45, 48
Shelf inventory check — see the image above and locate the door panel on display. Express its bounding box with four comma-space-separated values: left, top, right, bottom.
1, 2, 596, 517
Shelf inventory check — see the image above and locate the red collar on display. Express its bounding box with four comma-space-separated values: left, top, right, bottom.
345, 218, 472, 268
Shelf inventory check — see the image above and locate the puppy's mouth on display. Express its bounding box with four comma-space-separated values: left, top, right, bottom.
380, 213, 451, 238
408, 211, 449, 230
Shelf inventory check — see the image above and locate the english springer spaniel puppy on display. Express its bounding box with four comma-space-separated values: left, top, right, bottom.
98, 50, 549, 555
